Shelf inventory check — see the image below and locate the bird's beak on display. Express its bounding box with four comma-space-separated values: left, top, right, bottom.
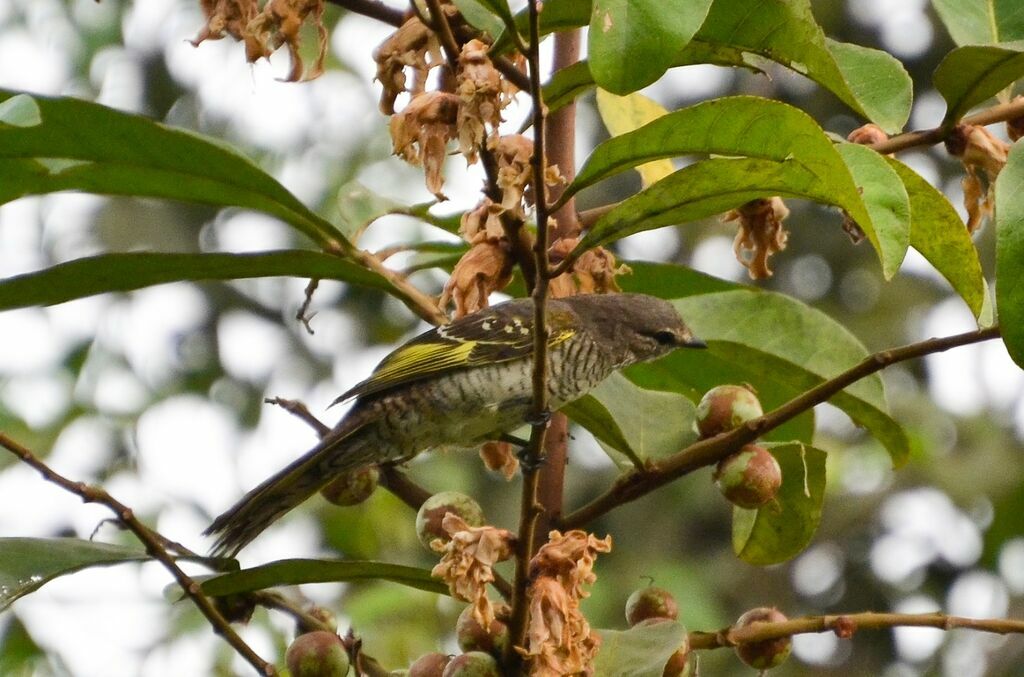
684, 337, 707, 349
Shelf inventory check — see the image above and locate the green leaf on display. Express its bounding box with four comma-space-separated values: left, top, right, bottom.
0, 94, 41, 128
0, 251, 390, 311
996, 140, 1024, 368
672, 290, 909, 465
0, 89, 346, 249
582, 155, 902, 279
564, 372, 697, 469
522, 1, 912, 130
0, 538, 150, 611
594, 89, 674, 188
931, 0, 1024, 45
567, 98, 896, 274
886, 157, 986, 318
451, 0, 505, 38
543, 40, 757, 114
732, 443, 826, 565
594, 620, 686, 677
0, 615, 46, 673
934, 43, 1024, 123
836, 142, 911, 272
200, 559, 448, 597
588, 0, 712, 93
694, 0, 911, 133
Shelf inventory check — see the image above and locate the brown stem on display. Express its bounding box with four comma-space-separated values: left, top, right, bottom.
505, 0, 554, 668
873, 96, 1024, 155
0, 434, 276, 676
424, 0, 461, 69
559, 326, 1001, 529
544, 30, 582, 242
688, 610, 1024, 651
325, 0, 405, 27
350, 249, 447, 325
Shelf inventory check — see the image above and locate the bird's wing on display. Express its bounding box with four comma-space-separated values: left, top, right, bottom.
332, 304, 575, 405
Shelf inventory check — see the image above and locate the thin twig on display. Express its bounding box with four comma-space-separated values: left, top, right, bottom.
424, 0, 461, 69
0, 434, 277, 676
325, 0, 405, 27
688, 610, 1024, 651
559, 326, 1002, 529
265, 397, 332, 437
873, 96, 1024, 155
505, 0, 552, 666
349, 248, 447, 325
296, 278, 320, 335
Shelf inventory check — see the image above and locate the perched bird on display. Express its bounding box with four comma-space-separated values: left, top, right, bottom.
205, 293, 705, 555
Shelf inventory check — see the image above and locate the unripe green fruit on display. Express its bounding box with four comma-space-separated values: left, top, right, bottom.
624, 587, 679, 626
409, 652, 451, 677
441, 651, 501, 677
285, 631, 350, 677
416, 491, 484, 549
696, 385, 763, 438
456, 605, 509, 656
320, 465, 380, 506
713, 444, 781, 509
734, 607, 792, 670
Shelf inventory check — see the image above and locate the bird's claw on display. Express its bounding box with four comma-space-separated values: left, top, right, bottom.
516, 446, 547, 472
525, 408, 552, 427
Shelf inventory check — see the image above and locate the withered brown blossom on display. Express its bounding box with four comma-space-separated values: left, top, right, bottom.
456, 39, 508, 161
725, 197, 791, 279
490, 135, 564, 216
439, 198, 516, 317
1008, 97, 1024, 142
479, 440, 518, 479
390, 91, 461, 199
946, 123, 1010, 233
431, 513, 515, 629
373, 16, 443, 114
548, 237, 631, 298
192, 0, 258, 45
192, 0, 326, 82
519, 530, 612, 676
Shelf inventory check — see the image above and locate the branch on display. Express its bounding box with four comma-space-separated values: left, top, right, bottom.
0, 433, 277, 676
873, 96, 1024, 155
325, 0, 405, 27
688, 610, 1024, 651
349, 248, 447, 325
505, 0, 554, 666
559, 325, 1002, 529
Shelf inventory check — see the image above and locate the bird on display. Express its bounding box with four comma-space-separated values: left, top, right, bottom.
205, 293, 705, 555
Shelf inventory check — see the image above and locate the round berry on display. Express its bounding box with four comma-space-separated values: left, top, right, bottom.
441, 651, 501, 677
456, 606, 509, 656
416, 491, 484, 549
320, 466, 380, 506
408, 652, 451, 677
624, 587, 679, 627
734, 607, 792, 670
696, 385, 763, 438
713, 444, 782, 509
286, 631, 350, 677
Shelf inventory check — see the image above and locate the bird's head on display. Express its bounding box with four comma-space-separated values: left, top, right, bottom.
567, 293, 706, 366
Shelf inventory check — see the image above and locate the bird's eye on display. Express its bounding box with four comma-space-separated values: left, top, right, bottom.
653, 330, 677, 345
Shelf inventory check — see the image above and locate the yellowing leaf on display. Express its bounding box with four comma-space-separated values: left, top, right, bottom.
595, 89, 674, 187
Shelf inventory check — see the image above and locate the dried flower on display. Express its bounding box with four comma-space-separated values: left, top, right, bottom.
1008, 97, 1024, 142
490, 135, 564, 216
479, 440, 518, 479
191, 0, 259, 45
519, 530, 612, 676
548, 238, 630, 297
456, 39, 507, 161
725, 197, 790, 279
439, 238, 515, 317
390, 91, 460, 199
373, 16, 442, 114
946, 123, 1010, 233
431, 513, 515, 629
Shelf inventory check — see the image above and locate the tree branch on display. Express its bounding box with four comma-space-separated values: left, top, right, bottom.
505, 0, 554, 666
559, 325, 1002, 529
0, 433, 277, 676
325, 0, 405, 27
688, 610, 1024, 651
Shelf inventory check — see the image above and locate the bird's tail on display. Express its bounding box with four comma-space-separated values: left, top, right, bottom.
204, 415, 375, 557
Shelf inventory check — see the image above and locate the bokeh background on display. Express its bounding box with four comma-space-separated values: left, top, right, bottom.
1, 0, 1023, 675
